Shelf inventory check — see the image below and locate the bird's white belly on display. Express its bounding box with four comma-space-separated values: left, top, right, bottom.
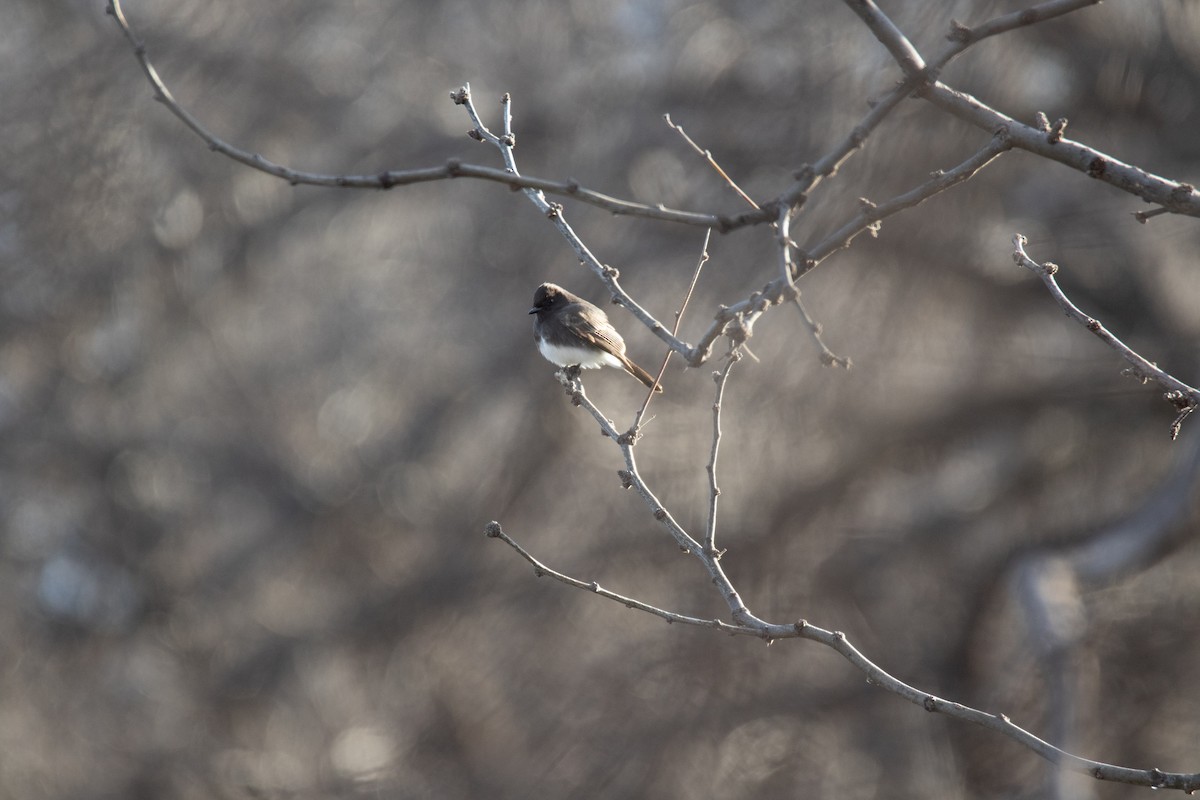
538, 338, 622, 369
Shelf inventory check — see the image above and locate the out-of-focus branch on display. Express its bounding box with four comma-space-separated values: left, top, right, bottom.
1012, 235, 1200, 438
1011, 431, 1200, 797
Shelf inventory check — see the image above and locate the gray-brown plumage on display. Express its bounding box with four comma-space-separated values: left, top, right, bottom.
529, 283, 663, 392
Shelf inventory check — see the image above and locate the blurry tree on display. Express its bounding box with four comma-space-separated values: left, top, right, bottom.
4, 0, 1200, 798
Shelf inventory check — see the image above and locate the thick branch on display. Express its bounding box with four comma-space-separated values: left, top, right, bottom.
926, 84, 1200, 216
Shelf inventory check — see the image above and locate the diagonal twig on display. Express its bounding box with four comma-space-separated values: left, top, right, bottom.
1012, 234, 1200, 438
450, 85, 694, 360
664, 114, 759, 210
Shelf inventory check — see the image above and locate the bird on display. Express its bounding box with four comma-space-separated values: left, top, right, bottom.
529, 282, 663, 392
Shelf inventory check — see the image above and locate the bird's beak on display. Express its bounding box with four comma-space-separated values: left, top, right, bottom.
528, 307, 538, 315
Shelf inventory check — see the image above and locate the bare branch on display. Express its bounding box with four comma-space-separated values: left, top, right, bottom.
104, 1, 767, 232
842, 0, 928, 80
488, 507, 1200, 791
1012, 235, 1200, 437
776, 0, 1092, 210
926, 86, 1200, 216
704, 345, 739, 555
664, 114, 759, 209
692, 135, 1010, 363
483, 521, 755, 634
451, 86, 696, 363
942, 0, 1103, 63
635, 229, 712, 426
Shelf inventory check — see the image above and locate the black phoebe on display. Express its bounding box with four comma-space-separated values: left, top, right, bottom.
530, 283, 663, 392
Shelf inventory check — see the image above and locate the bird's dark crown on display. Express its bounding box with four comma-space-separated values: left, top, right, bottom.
530, 282, 574, 314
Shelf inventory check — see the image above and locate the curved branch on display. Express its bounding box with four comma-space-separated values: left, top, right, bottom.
1012, 234, 1200, 437
485, 516, 1200, 793
104, 0, 769, 232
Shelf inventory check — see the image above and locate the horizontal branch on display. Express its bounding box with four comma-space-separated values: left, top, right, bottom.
104, 0, 771, 232
926, 84, 1200, 216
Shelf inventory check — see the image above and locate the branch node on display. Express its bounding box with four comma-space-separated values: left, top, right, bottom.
617, 470, 634, 489
947, 19, 971, 43
378, 170, 395, 190
445, 158, 462, 176
616, 429, 640, 446
1048, 117, 1068, 144
483, 520, 503, 538
467, 129, 484, 142
1086, 157, 1108, 178
1034, 111, 1051, 132
923, 696, 937, 712
450, 86, 470, 105
546, 202, 563, 219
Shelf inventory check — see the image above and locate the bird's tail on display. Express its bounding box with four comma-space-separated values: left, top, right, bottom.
620, 355, 664, 393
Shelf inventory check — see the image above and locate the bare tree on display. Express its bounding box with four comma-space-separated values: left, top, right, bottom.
5, 0, 1200, 797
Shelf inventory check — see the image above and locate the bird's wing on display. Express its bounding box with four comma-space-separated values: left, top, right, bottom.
565, 304, 626, 357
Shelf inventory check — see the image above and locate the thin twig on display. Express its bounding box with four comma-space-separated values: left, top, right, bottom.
553, 370, 765, 625
705, 344, 739, 555
940, 0, 1103, 66
451, 85, 694, 361
1012, 234, 1200, 438
690, 135, 1011, 364
664, 114, 759, 209
633, 229, 712, 427
777, 205, 852, 368
483, 521, 752, 633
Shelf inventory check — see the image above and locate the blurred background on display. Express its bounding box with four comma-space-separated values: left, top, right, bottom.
4, 1, 1200, 797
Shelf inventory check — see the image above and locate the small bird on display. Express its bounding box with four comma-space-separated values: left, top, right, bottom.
530, 282, 663, 392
